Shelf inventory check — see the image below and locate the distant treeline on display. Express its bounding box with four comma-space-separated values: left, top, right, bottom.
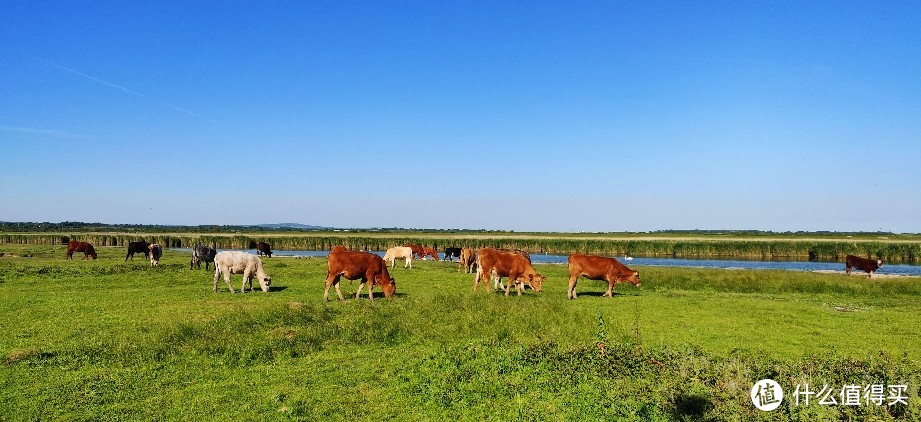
2, 232, 919, 263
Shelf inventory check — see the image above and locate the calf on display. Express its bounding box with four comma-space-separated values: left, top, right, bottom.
213, 251, 273, 293
475, 248, 544, 296
325, 250, 396, 301
845, 255, 883, 278
567, 253, 640, 299
256, 242, 273, 258
125, 241, 150, 261
383, 246, 414, 269
190, 244, 217, 270
148, 244, 163, 266
66, 240, 97, 260
444, 247, 462, 262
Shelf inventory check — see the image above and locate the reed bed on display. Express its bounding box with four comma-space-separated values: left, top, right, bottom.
2, 232, 919, 262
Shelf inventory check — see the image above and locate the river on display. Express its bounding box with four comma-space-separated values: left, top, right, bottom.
172, 248, 921, 276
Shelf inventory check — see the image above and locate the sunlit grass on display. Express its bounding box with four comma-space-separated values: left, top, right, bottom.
2, 244, 920, 420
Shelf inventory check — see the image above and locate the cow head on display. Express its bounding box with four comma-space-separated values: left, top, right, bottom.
259, 276, 272, 292
377, 276, 396, 298
527, 273, 544, 292
877, 259, 883, 267
625, 271, 641, 287
89, 250, 98, 260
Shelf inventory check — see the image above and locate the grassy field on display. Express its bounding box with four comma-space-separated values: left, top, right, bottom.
2, 244, 921, 420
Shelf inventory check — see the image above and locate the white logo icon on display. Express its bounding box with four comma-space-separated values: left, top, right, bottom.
751, 379, 784, 411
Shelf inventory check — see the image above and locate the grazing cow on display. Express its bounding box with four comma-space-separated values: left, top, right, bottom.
325, 250, 396, 301
66, 240, 97, 260
460, 247, 477, 273
256, 242, 273, 258
474, 248, 544, 296
383, 246, 414, 269
190, 244, 217, 270
567, 253, 640, 300
404, 243, 425, 259
148, 244, 163, 266
444, 247, 462, 262
125, 241, 150, 261
845, 255, 883, 278
213, 251, 272, 293
422, 246, 440, 261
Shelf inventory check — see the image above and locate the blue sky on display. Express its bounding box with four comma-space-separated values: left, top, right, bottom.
2, 1, 919, 232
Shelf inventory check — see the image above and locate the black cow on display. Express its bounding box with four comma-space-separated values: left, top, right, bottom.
190, 244, 218, 270
845, 255, 883, 278
125, 241, 150, 261
443, 247, 462, 262
256, 242, 273, 258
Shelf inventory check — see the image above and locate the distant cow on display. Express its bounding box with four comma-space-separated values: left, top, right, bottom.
125, 241, 150, 261
845, 255, 883, 278
66, 240, 97, 260
148, 244, 163, 266
475, 248, 544, 296
404, 243, 425, 259
213, 251, 272, 293
383, 246, 414, 269
256, 242, 273, 258
444, 247, 462, 262
325, 249, 396, 301
460, 247, 477, 273
567, 253, 640, 299
422, 246, 440, 261
190, 244, 217, 270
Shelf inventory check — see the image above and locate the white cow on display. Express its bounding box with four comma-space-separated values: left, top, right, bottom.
213, 251, 272, 293
148, 244, 163, 266
383, 246, 414, 269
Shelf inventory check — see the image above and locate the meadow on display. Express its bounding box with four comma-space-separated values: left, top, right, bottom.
2, 244, 921, 420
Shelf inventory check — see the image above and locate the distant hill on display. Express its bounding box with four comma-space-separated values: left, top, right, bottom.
253, 223, 330, 230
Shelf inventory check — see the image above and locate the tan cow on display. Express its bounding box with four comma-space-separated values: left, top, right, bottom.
213, 251, 273, 293
475, 248, 544, 296
325, 250, 396, 301
567, 253, 640, 299
460, 247, 476, 273
383, 246, 414, 269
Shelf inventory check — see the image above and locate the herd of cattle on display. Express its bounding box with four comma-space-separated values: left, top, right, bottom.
63, 240, 886, 300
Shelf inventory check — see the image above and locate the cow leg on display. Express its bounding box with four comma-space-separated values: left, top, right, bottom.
603, 281, 614, 298
223, 270, 236, 294
213, 268, 220, 292
474, 267, 483, 291
354, 278, 366, 299
567, 275, 578, 299
407, 256, 412, 269
324, 274, 343, 301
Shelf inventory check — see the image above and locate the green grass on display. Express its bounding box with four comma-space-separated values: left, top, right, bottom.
2, 244, 921, 420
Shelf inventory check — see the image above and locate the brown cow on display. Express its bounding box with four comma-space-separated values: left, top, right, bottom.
66, 240, 97, 260
567, 253, 640, 299
475, 248, 544, 296
403, 243, 424, 259
256, 242, 273, 257
459, 247, 477, 273
422, 246, 440, 261
845, 255, 883, 278
325, 250, 396, 301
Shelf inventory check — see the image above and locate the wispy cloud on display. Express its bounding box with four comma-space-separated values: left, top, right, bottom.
37, 58, 200, 118
0, 125, 94, 139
